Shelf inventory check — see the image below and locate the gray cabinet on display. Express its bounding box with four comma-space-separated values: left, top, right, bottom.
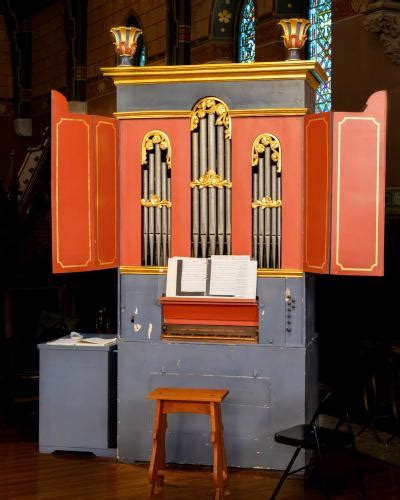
38, 339, 117, 456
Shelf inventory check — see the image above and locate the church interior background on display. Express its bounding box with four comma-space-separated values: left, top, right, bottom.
1, 0, 400, 487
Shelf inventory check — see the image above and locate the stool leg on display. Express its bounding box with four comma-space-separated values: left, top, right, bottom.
210, 402, 225, 499
149, 400, 167, 495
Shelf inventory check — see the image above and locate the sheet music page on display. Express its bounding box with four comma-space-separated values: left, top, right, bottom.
208, 256, 257, 298
166, 257, 208, 296
166, 257, 179, 296
179, 258, 207, 294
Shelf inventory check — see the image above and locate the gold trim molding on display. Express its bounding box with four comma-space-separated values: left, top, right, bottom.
191, 97, 231, 139
120, 266, 303, 278
101, 61, 327, 90
141, 130, 171, 168
190, 169, 232, 189
114, 108, 309, 120
120, 266, 167, 275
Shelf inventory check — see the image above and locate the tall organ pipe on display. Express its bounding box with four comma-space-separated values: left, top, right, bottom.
199, 118, 208, 257
208, 113, 217, 256
148, 153, 155, 265
271, 161, 277, 268
191, 132, 200, 257
161, 160, 168, 265
264, 147, 271, 268
216, 125, 225, 255
225, 138, 231, 255
258, 157, 265, 267
252, 168, 258, 262
155, 144, 162, 266
143, 168, 149, 266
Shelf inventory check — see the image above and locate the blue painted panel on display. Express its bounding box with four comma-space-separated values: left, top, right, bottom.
120, 274, 166, 342
257, 278, 286, 345
285, 278, 305, 346
117, 80, 311, 113
39, 346, 114, 452
117, 341, 307, 468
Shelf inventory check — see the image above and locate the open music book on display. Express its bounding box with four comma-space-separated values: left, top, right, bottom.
166, 255, 257, 299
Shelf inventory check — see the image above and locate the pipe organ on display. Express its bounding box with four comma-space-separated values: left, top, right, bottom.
141, 131, 171, 267
51, 60, 386, 469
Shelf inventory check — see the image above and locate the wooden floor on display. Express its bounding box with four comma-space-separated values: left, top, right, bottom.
2, 438, 400, 500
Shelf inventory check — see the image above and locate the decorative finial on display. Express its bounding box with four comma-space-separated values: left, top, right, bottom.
110, 26, 142, 66
277, 18, 311, 60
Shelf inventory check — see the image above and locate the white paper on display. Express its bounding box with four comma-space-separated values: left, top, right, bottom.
47, 336, 117, 347
180, 258, 207, 293
166, 256, 256, 299
209, 257, 257, 299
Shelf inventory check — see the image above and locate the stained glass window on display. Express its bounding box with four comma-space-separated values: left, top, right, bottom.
238, 0, 255, 63
308, 1, 332, 112
138, 44, 146, 67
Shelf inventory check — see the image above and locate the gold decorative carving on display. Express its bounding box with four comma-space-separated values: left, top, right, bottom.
252, 134, 281, 172
191, 97, 231, 139
190, 169, 232, 189
141, 130, 171, 167
141, 194, 172, 208
252, 196, 282, 209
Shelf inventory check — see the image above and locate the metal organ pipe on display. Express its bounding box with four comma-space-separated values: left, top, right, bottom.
199, 118, 208, 258
208, 113, 217, 256
225, 138, 231, 255
148, 153, 155, 266
258, 157, 265, 267
264, 147, 271, 268
190, 97, 231, 258
252, 135, 282, 269
161, 160, 168, 265
217, 125, 225, 255
141, 131, 172, 268
142, 168, 149, 266
191, 132, 200, 257
155, 144, 162, 266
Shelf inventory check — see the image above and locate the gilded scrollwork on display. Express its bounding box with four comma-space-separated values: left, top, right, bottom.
141, 130, 171, 167
191, 97, 231, 139
190, 169, 232, 189
141, 194, 172, 209
252, 133, 281, 172
252, 196, 282, 209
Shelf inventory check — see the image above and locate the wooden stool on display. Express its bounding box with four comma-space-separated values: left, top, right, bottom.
147, 387, 229, 499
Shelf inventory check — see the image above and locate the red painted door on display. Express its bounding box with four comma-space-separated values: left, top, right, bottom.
330, 91, 386, 276
303, 91, 387, 276
304, 112, 331, 274
51, 91, 119, 273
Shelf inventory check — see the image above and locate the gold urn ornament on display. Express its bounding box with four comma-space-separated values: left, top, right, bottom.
278, 18, 311, 60
110, 26, 142, 66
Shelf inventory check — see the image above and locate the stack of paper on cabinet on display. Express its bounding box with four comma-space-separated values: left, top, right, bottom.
47, 336, 117, 347
166, 255, 257, 299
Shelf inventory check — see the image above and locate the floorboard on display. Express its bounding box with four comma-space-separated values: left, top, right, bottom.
1, 440, 400, 499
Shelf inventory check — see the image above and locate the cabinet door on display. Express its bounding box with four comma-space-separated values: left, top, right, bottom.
304, 112, 331, 274
93, 116, 119, 269
51, 91, 119, 273
330, 91, 386, 276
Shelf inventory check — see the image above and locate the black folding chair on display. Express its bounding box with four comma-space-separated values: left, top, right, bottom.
270, 391, 360, 499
